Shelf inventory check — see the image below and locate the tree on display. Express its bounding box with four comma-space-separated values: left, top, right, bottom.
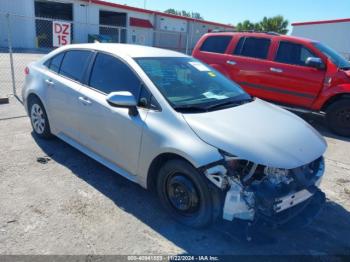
235, 15, 289, 34
236, 20, 261, 32
259, 16, 289, 34
164, 9, 204, 20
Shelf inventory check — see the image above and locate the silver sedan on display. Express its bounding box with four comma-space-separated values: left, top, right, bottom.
22, 44, 327, 229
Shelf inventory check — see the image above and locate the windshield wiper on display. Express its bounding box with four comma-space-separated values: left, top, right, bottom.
173, 105, 208, 113
205, 98, 253, 111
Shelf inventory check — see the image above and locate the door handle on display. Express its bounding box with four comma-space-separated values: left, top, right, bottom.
45, 79, 55, 86
270, 67, 283, 73
226, 60, 237, 65
78, 96, 92, 106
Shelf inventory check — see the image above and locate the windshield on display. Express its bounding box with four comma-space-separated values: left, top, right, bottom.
135, 57, 251, 112
313, 42, 350, 69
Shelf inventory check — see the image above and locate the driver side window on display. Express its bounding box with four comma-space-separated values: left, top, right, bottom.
89, 53, 141, 97
275, 41, 319, 67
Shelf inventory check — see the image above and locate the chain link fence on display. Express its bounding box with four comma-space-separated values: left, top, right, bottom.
0, 12, 211, 100
0, 13, 14, 99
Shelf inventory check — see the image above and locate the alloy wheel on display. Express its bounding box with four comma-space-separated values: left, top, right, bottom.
30, 103, 46, 134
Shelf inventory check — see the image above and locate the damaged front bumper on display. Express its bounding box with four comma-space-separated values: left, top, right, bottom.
204, 156, 325, 226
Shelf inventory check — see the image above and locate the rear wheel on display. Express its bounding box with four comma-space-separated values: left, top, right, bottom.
326, 99, 350, 137
28, 96, 52, 139
157, 159, 218, 228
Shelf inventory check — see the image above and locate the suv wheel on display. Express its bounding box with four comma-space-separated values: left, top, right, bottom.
326, 99, 350, 137
28, 96, 52, 139
157, 159, 216, 228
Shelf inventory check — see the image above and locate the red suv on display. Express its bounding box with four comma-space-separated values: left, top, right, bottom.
193, 32, 350, 136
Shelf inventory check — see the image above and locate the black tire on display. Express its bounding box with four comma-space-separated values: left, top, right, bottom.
157, 159, 219, 228
28, 96, 53, 139
326, 99, 350, 137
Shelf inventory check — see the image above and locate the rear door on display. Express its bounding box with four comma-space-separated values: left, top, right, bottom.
193, 35, 233, 77
225, 36, 277, 99
45, 50, 93, 140
263, 41, 326, 107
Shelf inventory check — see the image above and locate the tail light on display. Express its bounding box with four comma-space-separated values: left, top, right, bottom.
24, 66, 29, 76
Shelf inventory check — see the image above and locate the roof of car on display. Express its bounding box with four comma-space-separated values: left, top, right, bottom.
58, 43, 189, 58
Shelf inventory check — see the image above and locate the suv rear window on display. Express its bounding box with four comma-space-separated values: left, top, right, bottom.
59, 50, 92, 82
200, 36, 232, 54
233, 37, 271, 59
275, 41, 318, 66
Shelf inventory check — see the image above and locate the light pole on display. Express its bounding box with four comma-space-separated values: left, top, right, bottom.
144, 0, 147, 9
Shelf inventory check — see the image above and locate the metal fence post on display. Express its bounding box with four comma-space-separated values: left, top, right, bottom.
6, 13, 17, 97
185, 23, 190, 55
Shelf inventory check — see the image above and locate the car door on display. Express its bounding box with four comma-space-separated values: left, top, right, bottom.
76, 52, 147, 176
45, 50, 93, 141
225, 36, 276, 99
194, 35, 234, 77
263, 41, 326, 107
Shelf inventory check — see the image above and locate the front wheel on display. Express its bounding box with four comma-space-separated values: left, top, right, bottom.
326, 99, 350, 137
157, 159, 218, 228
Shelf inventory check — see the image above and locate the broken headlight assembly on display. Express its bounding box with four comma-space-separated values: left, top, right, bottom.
208, 150, 325, 224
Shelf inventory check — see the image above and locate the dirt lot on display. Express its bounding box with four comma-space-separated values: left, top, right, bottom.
0, 97, 350, 255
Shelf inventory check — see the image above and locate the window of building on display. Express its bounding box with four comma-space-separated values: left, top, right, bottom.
35, 0, 73, 20
99, 11, 127, 43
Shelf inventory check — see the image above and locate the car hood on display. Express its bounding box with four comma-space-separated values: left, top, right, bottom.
182, 99, 327, 169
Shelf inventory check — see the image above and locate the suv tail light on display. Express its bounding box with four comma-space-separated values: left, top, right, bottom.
24, 66, 29, 76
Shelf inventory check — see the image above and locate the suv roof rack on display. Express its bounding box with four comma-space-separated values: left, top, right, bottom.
209, 30, 280, 36
210, 29, 236, 33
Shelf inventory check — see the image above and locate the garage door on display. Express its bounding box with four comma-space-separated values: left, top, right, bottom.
99, 11, 127, 43
34, 0, 73, 48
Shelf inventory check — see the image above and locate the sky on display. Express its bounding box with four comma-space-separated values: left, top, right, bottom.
108, 0, 350, 32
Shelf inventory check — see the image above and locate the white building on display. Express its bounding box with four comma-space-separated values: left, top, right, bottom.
0, 0, 234, 53
292, 18, 350, 60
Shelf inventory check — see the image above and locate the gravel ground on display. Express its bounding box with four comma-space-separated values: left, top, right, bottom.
0, 97, 349, 255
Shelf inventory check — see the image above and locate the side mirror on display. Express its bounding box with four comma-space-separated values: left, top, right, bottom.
306, 57, 325, 69
106, 91, 138, 116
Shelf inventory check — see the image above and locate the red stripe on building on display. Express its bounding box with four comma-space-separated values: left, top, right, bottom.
84, 0, 234, 29
292, 18, 350, 26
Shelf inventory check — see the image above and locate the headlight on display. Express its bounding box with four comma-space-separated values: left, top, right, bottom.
264, 167, 293, 185
264, 167, 289, 177
220, 150, 293, 185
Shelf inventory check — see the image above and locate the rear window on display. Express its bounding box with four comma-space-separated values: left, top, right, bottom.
233, 37, 271, 59
200, 36, 232, 54
59, 50, 92, 82
47, 52, 65, 73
